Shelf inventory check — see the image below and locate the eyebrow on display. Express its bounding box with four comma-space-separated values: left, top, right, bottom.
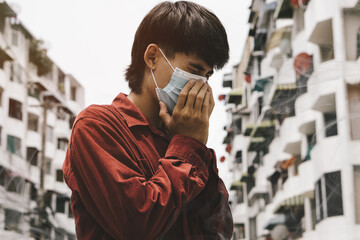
189, 62, 214, 75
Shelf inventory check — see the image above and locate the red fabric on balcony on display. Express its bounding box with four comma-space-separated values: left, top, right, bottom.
294, 52, 312, 77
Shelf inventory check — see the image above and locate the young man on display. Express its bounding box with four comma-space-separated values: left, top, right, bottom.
62, 1, 233, 239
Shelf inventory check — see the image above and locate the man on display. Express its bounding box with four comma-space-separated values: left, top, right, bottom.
62, 1, 233, 239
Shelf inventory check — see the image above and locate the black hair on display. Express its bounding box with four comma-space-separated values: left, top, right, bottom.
125, 1, 229, 94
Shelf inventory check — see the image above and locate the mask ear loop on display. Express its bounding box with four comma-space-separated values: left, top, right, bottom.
150, 69, 159, 88
158, 48, 175, 71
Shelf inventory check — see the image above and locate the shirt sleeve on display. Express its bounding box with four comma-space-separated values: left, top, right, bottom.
183, 149, 234, 239
63, 116, 212, 240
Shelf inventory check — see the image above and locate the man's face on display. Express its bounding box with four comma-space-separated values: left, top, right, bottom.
156, 51, 214, 88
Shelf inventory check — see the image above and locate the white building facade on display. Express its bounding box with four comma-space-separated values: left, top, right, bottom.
222, 0, 360, 239
0, 2, 84, 239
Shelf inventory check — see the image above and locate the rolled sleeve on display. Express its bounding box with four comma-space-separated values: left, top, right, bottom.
166, 135, 212, 167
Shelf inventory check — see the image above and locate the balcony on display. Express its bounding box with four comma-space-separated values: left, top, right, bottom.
0, 67, 6, 88
280, 117, 302, 155
222, 72, 233, 88
311, 135, 344, 174
252, 77, 273, 103
0, 46, 13, 72
248, 185, 269, 207
269, 83, 297, 120
274, 0, 294, 19
244, 121, 255, 136
252, 119, 276, 138
227, 87, 242, 106
248, 137, 266, 152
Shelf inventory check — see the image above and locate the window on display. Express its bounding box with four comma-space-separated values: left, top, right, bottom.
8, 98, 23, 120
268, 170, 281, 198
46, 125, 54, 142
305, 133, 316, 161
70, 86, 77, 101
27, 85, 41, 100
44, 191, 53, 208
68, 205, 74, 219
28, 113, 39, 132
319, 45, 334, 62
306, 132, 317, 146
234, 117, 242, 135
234, 223, 245, 240
7, 176, 24, 194
5, 209, 22, 233
26, 147, 39, 166
235, 151, 242, 164
257, 56, 262, 76
246, 175, 255, 195
0, 166, 6, 186
45, 158, 52, 175
55, 230, 65, 240
315, 171, 343, 223
324, 113, 338, 137
236, 185, 244, 204
69, 115, 76, 129
258, 97, 263, 119
56, 195, 66, 213
30, 183, 37, 201
56, 169, 64, 182
58, 70, 65, 94
315, 179, 323, 222
325, 171, 343, 217
57, 138, 68, 151
10, 62, 22, 83
57, 107, 67, 120
7, 135, 21, 156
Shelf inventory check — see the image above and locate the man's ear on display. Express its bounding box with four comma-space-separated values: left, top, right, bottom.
144, 44, 159, 70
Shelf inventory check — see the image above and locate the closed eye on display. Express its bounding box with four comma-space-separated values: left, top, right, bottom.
188, 68, 201, 76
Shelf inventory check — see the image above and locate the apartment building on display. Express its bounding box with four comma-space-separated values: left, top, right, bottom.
0, 2, 84, 239
222, 0, 360, 239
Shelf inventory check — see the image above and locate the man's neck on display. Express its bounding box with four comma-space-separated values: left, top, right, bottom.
127, 91, 162, 128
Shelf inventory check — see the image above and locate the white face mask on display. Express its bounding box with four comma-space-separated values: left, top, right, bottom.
151, 48, 207, 114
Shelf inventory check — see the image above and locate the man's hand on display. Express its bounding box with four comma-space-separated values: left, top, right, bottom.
159, 79, 215, 145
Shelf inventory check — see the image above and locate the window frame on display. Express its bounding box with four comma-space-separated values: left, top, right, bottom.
8, 98, 23, 121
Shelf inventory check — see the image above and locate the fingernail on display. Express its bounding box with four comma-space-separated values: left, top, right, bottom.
190, 80, 195, 85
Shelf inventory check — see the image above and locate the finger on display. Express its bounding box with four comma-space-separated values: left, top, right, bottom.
159, 101, 172, 126
194, 83, 208, 111
202, 90, 211, 117
175, 80, 195, 111
208, 86, 215, 116
184, 80, 205, 110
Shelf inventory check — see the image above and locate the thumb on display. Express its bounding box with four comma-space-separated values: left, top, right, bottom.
159, 101, 171, 126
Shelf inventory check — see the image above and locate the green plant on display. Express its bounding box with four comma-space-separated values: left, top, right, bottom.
29, 39, 52, 76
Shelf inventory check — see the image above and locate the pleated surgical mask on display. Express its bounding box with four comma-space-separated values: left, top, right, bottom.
151, 48, 207, 114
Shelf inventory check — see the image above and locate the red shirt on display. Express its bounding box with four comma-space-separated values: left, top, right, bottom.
62, 93, 233, 240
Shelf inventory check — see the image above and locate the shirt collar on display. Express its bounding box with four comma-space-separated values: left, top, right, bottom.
112, 93, 172, 141
112, 92, 150, 128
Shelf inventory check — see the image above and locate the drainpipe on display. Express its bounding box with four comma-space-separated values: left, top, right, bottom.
36, 98, 49, 240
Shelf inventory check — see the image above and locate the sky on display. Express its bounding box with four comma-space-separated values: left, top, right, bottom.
10, 0, 252, 186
